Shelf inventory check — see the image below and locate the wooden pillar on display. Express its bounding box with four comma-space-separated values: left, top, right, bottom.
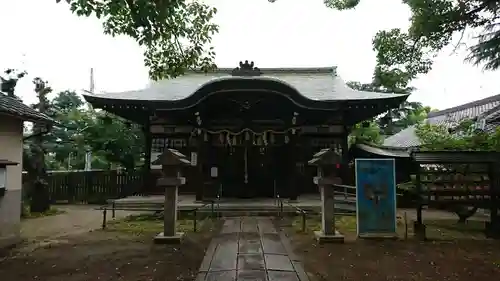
288, 130, 299, 201
141, 120, 152, 195
340, 131, 349, 184
194, 115, 207, 202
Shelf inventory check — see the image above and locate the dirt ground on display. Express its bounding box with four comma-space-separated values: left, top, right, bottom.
1, 224, 217, 281
1, 205, 219, 281
283, 210, 500, 281
292, 235, 500, 281
20, 205, 135, 240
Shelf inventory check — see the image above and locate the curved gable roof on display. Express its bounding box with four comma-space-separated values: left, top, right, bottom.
83, 67, 407, 103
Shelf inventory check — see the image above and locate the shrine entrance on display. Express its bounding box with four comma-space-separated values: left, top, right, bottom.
218, 142, 277, 198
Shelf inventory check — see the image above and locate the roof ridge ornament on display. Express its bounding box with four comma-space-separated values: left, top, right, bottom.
231, 60, 262, 76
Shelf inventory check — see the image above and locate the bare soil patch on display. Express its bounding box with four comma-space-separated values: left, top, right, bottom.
281, 212, 500, 281
1, 217, 220, 281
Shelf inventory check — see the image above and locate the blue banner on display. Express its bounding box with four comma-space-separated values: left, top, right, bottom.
355, 159, 397, 237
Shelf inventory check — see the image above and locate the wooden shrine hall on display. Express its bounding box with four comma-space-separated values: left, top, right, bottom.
83, 61, 408, 201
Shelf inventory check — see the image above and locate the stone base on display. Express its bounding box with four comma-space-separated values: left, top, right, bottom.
358, 233, 398, 240
153, 232, 185, 244
314, 230, 345, 243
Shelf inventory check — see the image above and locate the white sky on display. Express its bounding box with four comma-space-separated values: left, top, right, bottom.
1, 0, 498, 110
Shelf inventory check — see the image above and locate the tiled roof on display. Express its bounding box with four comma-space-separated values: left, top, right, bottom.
84, 67, 406, 101
382, 126, 421, 148
383, 94, 500, 148
0, 94, 53, 123
355, 143, 410, 158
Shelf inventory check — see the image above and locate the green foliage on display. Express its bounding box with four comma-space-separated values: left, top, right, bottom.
41, 91, 145, 170
323, 0, 360, 10
349, 121, 382, 146
58, 0, 218, 80
0, 69, 26, 98
82, 111, 145, 170
416, 119, 500, 151
348, 80, 432, 136
372, 29, 434, 91
328, 0, 500, 71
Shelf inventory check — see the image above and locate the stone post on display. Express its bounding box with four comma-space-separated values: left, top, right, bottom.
308, 149, 344, 243
152, 149, 191, 244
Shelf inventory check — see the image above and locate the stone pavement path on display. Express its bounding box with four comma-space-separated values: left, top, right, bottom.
196, 217, 309, 281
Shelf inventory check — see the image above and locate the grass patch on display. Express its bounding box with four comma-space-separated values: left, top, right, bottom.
105, 214, 210, 235
22, 205, 65, 219
289, 214, 487, 240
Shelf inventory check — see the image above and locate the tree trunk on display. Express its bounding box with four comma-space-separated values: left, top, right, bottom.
30, 180, 50, 213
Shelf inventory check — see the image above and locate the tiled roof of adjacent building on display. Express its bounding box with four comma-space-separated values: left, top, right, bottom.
383, 94, 500, 148
83, 67, 407, 101
0, 94, 52, 122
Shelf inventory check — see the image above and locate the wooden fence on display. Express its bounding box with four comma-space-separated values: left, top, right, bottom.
22, 170, 144, 204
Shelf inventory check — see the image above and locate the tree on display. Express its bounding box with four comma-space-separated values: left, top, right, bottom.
41, 91, 145, 170
58, 0, 218, 80
416, 119, 500, 151
349, 120, 383, 145
345, 27, 435, 137
26, 78, 54, 213
0, 69, 27, 98
81, 112, 145, 170
348, 82, 432, 136
326, 0, 500, 71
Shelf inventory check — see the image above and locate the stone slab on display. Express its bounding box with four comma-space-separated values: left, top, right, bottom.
221, 218, 241, 234
198, 238, 219, 271
237, 254, 265, 270
292, 261, 310, 281
238, 235, 262, 254
205, 270, 236, 281
237, 270, 267, 281
261, 233, 287, 254
264, 254, 295, 271
209, 237, 238, 271
153, 232, 184, 244
314, 230, 345, 244
241, 217, 259, 233
268, 270, 300, 281
257, 217, 278, 234
279, 231, 300, 261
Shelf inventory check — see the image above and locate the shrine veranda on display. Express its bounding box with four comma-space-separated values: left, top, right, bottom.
83, 61, 408, 201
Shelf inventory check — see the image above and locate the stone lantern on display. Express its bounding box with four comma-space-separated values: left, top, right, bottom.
308, 149, 344, 243
152, 149, 191, 244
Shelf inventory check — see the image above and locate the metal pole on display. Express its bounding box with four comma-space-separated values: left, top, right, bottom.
301, 212, 306, 232
193, 210, 197, 232
211, 201, 214, 218
102, 208, 107, 229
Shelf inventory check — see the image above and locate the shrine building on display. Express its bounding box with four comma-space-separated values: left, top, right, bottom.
83, 61, 408, 201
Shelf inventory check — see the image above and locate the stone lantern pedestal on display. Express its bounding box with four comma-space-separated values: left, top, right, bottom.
152, 149, 190, 244
309, 149, 345, 243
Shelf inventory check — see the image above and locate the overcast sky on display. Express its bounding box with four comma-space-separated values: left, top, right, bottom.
1, 0, 498, 110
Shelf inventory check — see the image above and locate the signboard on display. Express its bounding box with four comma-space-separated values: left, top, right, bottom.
355, 158, 397, 238
191, 152, 198, 166
210, 167, 218, 178
0, 167, 6, 189
151, 152, 162, 169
